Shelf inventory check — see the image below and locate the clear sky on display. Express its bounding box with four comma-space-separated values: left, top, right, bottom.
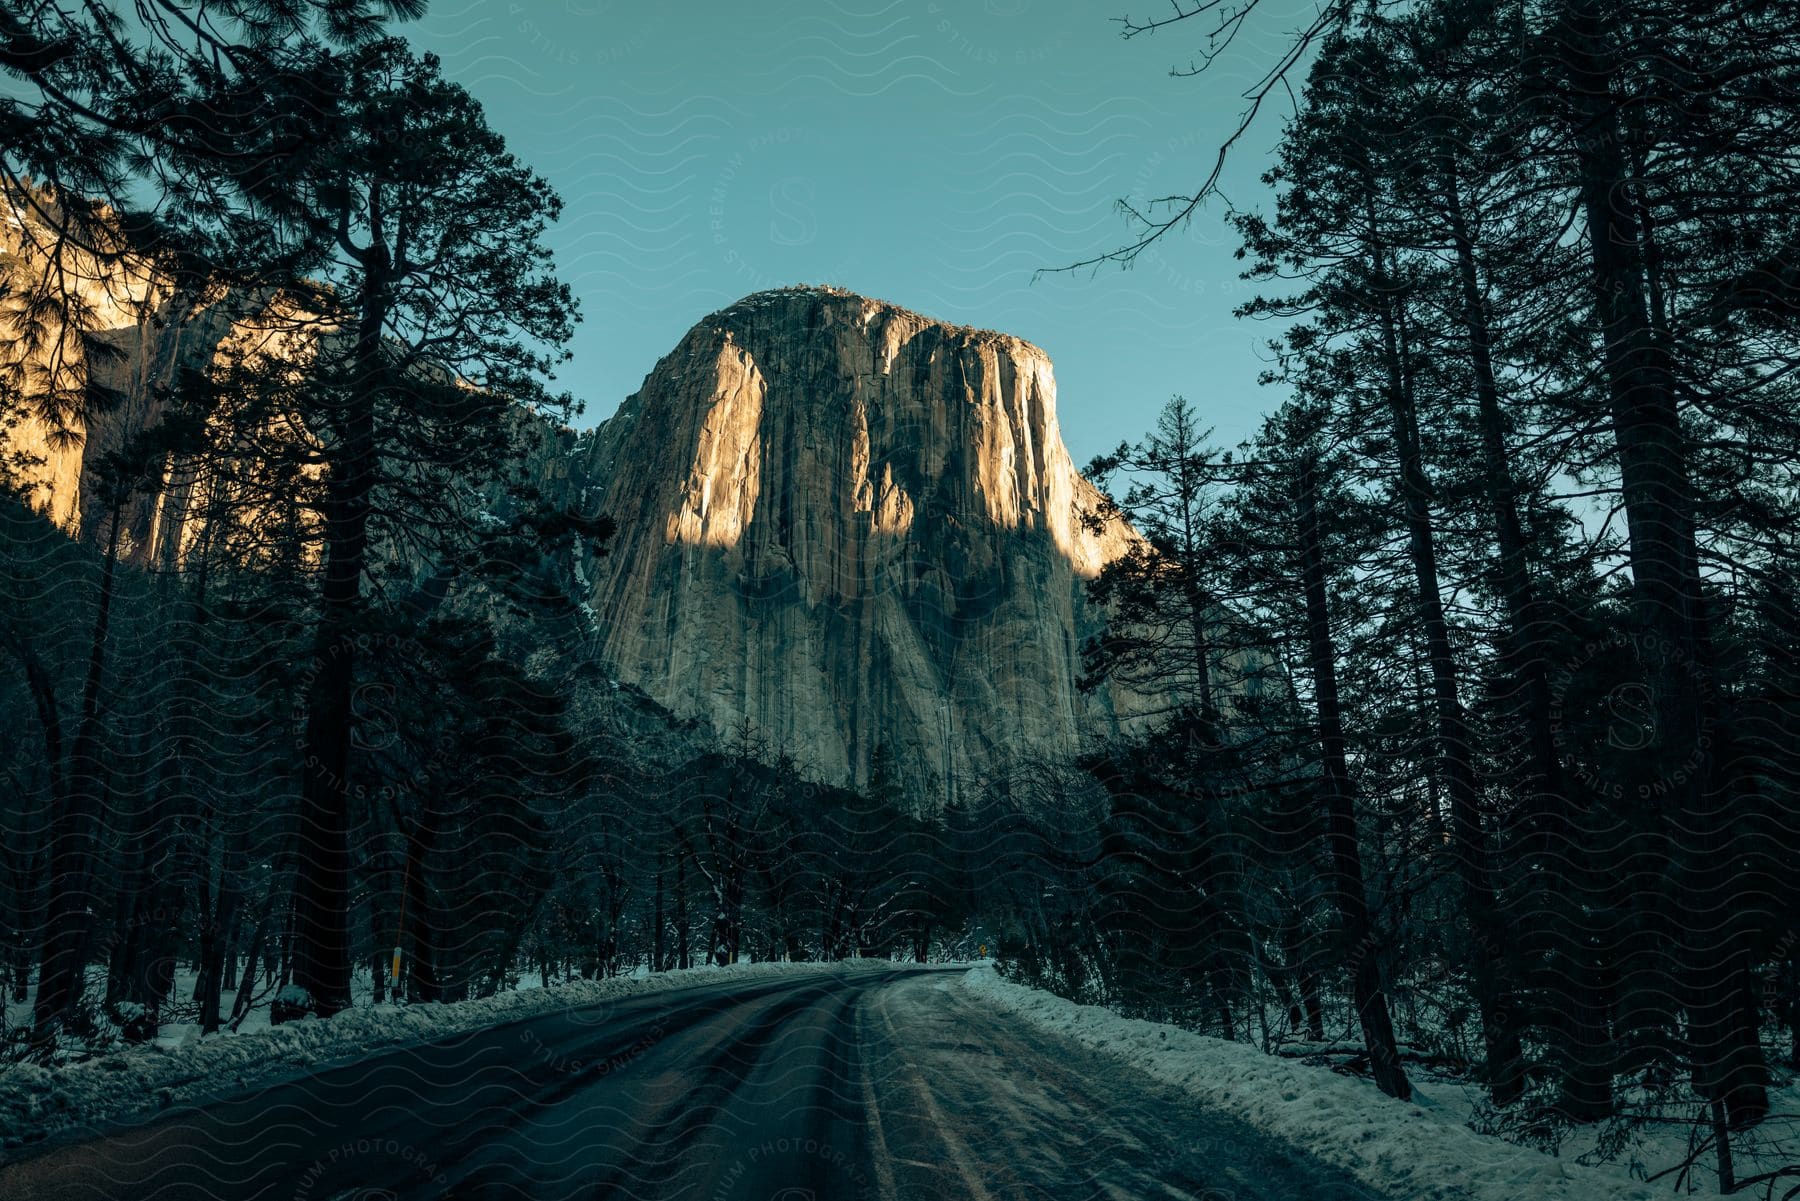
405, 0, 1313, 465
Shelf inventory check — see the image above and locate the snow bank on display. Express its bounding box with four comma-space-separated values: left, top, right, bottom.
958, 965, 1665, 1201
0, 960, 885, 1156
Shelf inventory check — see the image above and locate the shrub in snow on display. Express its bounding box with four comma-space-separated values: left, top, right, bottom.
107, 1002, 155, 1045
269, 984, 315, 1026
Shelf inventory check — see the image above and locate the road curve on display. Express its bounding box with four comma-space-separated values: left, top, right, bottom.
0, 967, 1381, 1200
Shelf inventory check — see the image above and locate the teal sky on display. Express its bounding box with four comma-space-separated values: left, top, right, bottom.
406, 0, 1311, 464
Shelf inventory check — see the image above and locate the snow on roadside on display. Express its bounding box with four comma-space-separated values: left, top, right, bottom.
958, 965, 1667, 1201
0, 960, 885, 1157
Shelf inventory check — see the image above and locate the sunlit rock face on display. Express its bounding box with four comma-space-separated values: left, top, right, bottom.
562, 287, 1147, 799
0, 193, 278, 563
1, 196, 163, 537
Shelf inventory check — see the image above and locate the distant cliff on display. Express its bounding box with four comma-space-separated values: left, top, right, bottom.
549, 287, 1152, 796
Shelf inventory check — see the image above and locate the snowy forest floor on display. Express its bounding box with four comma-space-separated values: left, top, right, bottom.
958, 966, 1800, 1200
0, 959, 895, 1156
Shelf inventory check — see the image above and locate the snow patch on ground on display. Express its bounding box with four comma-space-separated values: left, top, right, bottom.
958, 965, 1668, 1201
0, 960, 886, 1157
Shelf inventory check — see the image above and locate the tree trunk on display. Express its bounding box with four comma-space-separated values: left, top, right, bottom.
1786, 946, 1800, 1070
34, 496, 125, 1038
197, 864, 240, 1036
1282, 913, 1327, 1041
404, 814, 440, 1003
1174, 424, 1218, 725
1376, 275, 1525, 1105
289, 253, 394, 1021
231, 896, 274, 1028
111, 737, 190, 1044
1296, 451, 1412, 1101
1555, 0, 1766, 1126
106, 792, 152, 1016
653, 858, 665, 973
675, 853, 690, 971
370, 912, 387, 1006
1439, 141, 1614, 1120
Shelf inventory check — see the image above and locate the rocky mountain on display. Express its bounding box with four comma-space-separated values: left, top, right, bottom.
546, 287, 1151, 797
2, 231, 1156, 795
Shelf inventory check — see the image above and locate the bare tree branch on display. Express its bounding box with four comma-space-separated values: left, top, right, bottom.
1044, 0, 1352, 278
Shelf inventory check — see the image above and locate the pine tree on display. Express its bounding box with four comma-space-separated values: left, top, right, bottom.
189, 39, 579, 1018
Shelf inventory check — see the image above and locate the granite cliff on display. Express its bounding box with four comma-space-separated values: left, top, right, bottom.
550, 287, 1149, 796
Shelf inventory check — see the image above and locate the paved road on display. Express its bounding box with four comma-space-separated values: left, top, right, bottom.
0, 967, 1380, 1200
